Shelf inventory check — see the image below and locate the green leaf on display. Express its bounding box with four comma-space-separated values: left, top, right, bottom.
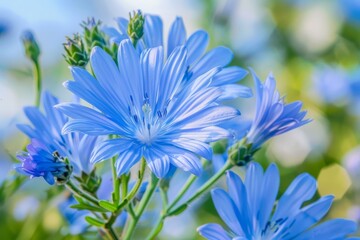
99, 200, 117, 212
71, 204, 108, 213
85, 216, 105, 227
167, 204, 188, 216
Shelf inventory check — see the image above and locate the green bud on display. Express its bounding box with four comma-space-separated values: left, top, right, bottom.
127, 10, 145, 47
228, 139, 254, 166
63, 34, 89, 67
211, 139, 228, 154
81, 18, 107, 52
21, 30, 40, 63
74, 168, 102, 193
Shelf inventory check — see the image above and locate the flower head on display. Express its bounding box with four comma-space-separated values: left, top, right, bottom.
198, 162, 358, 239
16, 139, 72, 185
246, 70, 311, 151
17, 91, 100, 178
56, 38, 242, 178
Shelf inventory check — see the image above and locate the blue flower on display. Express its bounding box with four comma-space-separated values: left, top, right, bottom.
103, 14, 252, 101
16, 91, 100, 180
16, 139, 71, 185
198, 162, 359, 240
246, 70, 310, 151
56, 38, 241, 178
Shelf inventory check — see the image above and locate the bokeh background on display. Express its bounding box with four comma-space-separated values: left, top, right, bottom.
1, 0, 360, 239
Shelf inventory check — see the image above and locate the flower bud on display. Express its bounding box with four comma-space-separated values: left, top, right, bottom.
81, 18, 107, 52
63, 34, 88, 67
228, 139, 254, 166
21, 30, 40, 63
127, 10, 145, 46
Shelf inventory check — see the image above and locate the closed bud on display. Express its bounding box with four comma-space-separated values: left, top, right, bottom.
21, 30, 40, 63
127, 10, 144, 47
211, 139, 228, 154
228, 139, 254, 166
63, 34, 88, 67
81, 18, 107, 52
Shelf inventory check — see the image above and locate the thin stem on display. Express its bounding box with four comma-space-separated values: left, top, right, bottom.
123, 173, 159, 240
125, 158, 146, 201
160, 187, 168, 212
65, 180, 99, 206
103, 226, 118, 240
105, 158, 146, 228
33, 61, 41, 107
111, 157, 120, 205
178, 160, 233, 209
166, 159, 207, 211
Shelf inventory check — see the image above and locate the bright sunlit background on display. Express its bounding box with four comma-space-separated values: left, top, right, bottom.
1, 0, 360, 239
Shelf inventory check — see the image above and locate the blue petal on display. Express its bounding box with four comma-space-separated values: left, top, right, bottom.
244, 162, 264, 223
115, 17, 128, 34
170, 153, 202, 176
272, 173, 317, 221
293, 219, 358, 240
56, 103, 124, 135
190, 46, 233, 80
140, 46, 164, 107
211, 188, 244, 236
115, 144, 142, 176
258, 163, 279, 230
90, 138, 132, 164
217, 84, 253, 101
197, 223, 231, 240
226, 171, 251, 237
177, 106, 240, 130
212, 66, 248, 86
117, 39, 143, 108
167, 17, 186, 56
186, 30, 209, 66
285, 195, 334, 238
144, 149, 170, 178
172, 139, 212, 160
144, 14, 163, 47
90, 47, 125, 107
159, 46, 188, 107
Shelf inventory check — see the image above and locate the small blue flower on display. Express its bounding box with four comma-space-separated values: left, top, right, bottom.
103, 14, 252, 101
16, 139, 71, 185
198, 162, 359, 240
56, 38, 241, 178
17, 91, 100, 180
246, 70, 311, 151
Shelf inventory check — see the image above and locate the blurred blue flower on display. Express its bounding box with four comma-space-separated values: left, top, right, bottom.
246, 71, 310, 151
103, 14, 252, 101
57, 39, 241, 178
17, 91, 100, 178
198, 162, 359, 239
16, 139, 71, 185
340, 0, 360, 25
312, 66, 350, 104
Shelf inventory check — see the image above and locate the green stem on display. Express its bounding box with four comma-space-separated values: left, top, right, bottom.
33, 61, 41, 107
102, 226, 118, 240
105, 158, 146, 228
123, 173, 159, 240
177, 160, 233, 210
125, 158, 146, 201
166, 159, 208, 212
65, 180, 99, 206
111, 157, 120, 205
